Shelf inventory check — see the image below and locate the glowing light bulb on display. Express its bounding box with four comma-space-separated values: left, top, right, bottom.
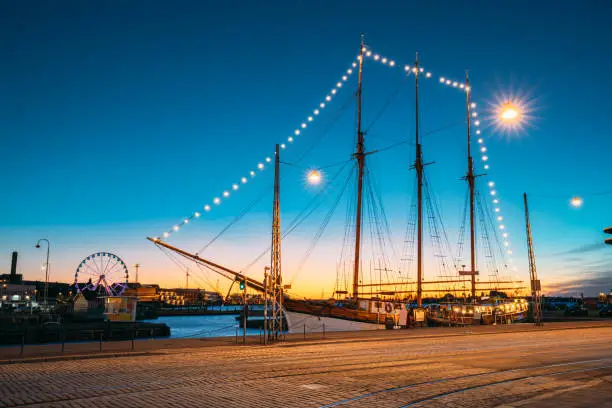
389, 61, 395, 67
495, 208, 500, 212
366, 51, 372, 57
426, 72, 431, 78
374, 54, 380, 60
508, 250, 513, 255
499, 225, 505, 230
307, 169, 322, 185
452, 82, 458, 87
266, 157, 271, 162
482, 156, 488, 161
308, 116, 313, 122
419, 67, 424, 72
314, 109, 319, 115
476, 130, 481, 135
326, 95, 331, 101
482, 147, 487, 153
484, 164, 489, 169
459, 84, 465, 89
500, 102, 521, 123
471, 102, 476, 108
223, 191, 230, 197
257, 163, 264, 169
347, 69, 353, 74
241, 177, 247, 183
474, 120, 481, 126
352, 62, 357, 68
472, 112, 478, 117
213, 197, 221, 205
336, 82, 342, 87
163, 232, 169, 238
381, 57, 387, 64
405, 65, 411, 71
498, 216, 504, 221
504, 242, 509, 246
301, 123, 307, 128
446, 80, 451, 85
195, 212, 200, 218
493, 199, 499, 204
295, 129, 300, 135
331, 89, 336, 95
204, 205, 211, 211
503, 233, 508, 238
440, 77, 445, 82
570, 196, 583, 207
280, 144, 286, 149
250, 171, 256, 176
232, 184, 239, 190
478, 138, 483, 143
320, 103, 325, 108
184, 219, 189, 224
173, 225, 179, 231
490, 190, 496, 195
488, 181, 494, 187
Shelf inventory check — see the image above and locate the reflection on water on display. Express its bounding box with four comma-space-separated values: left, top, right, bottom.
144, 312, 262, 339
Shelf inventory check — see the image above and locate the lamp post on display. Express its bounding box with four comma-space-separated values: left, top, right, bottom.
35, 239, 50, 308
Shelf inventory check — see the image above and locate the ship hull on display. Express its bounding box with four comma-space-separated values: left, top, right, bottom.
284, 311, 381, 333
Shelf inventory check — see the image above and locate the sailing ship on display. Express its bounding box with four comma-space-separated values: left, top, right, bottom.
149, 36, 529, 335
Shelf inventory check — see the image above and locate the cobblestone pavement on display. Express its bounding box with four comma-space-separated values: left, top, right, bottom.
1, 324, 612, 407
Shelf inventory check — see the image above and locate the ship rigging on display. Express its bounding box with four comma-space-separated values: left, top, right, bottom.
148, 36, 528, 332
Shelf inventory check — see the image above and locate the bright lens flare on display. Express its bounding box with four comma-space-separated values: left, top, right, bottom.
307, 170, 322, 185
500, 103, 520, 123
570, 196, 583, 208
487, 89, 537, 138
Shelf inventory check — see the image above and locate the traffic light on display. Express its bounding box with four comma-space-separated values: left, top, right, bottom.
605, 227, 612, 245
239, 280, 245, 290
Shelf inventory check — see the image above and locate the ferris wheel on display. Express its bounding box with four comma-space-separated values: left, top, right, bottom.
74, 252, 129, 296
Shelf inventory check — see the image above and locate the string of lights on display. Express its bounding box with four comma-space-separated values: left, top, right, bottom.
154, 57, 361, 241
363, 47, 517, 274
156, 45, 520, 281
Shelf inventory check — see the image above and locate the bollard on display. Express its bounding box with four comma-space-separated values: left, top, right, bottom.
323, 323, 326, 339
20, 335, 24, 357
131, 331, 135, 351
259, 328, 262, 344
303, 323, 306, 340
235, 327, 238, 344
99, 333, 103, 352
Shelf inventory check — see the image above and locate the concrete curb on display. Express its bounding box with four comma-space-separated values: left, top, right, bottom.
0, 351, 159, 365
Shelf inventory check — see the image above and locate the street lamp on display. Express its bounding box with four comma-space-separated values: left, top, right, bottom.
35, 238, 50, 308
307, 169, 322, 185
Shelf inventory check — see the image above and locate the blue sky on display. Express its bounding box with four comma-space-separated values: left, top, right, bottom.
1, 1, 610, 296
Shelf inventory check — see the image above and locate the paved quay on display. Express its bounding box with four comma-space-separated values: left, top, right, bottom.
1, 321, 612, 407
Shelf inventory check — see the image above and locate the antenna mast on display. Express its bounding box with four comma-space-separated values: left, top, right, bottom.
352, 34, 366, 302
269, 143, 283, 340
524, 193, 543, 326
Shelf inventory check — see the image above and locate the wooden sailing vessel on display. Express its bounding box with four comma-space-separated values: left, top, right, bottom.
149, 36, 529, 334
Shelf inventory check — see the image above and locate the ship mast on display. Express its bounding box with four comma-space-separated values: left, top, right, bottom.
464, 74, 477, 301
270, 143, 283, 339
413, 54, 424, 308
352, 34, 365, 301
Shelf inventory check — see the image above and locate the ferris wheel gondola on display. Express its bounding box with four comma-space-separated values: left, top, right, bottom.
74, 252, 129, 296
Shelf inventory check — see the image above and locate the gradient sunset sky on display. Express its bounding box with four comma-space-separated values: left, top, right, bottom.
1, 1, 610, 298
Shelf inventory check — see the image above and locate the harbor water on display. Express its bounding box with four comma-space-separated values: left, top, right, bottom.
144, 308, 264, 339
